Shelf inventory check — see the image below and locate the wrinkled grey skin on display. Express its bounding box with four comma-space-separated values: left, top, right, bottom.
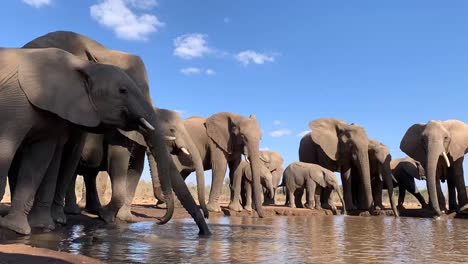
299, 118, 372, 212
279, 162, 346, 214
368, 139, 399, 217
234, 160, 274, 211
0, 48, 171, 235
259, 151, 284, 205
65, 109, 210, 235
390, 157, 429, 209
400, 120, 468, 216
152, 113, 266, 217
20, 31, 208, 234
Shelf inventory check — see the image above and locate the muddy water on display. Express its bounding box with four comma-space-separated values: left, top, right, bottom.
2, 215, 468, 263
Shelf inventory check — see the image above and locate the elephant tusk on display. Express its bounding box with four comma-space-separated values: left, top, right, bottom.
442, 152, 450, 168
391, 174, 398, 183
181, 147, 190, 155
165, 136, 176, 141
139, 118, 155, 131
245, 155, 250, 163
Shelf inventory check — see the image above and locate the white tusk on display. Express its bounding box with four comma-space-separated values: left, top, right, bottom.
139, 118, 155, 131
181, 147, 190, 155
442, 152, 450, 168
245, 155, 250, 163
391, 174, 398, 183
165, 136, 176, 141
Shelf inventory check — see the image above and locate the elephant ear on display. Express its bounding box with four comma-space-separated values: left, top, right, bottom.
400, 124, 426, 164
444, 120, 468, 161
205, 112, 233, 154
18, 48, 100, 127
260, 151, 271, 164
117, 129, 147, 147
309, 118, 346, 161
310, 169, 328, 188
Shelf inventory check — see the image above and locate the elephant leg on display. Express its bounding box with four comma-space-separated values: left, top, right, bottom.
228, 158, 243, 212
411, 191, 428, 209
0, 174, 5, 203
52, 131, 86, 224
447, 173, 457, 211
436, 179, 447, 212
28, 142, 66, 230
83, 169, 101, 214
99, 144, 130, 223
0, 138, 57, 235
398, 187, 406, 209
117, 147, 145, 222
305, 181, 316, 209
207, 149, 228, 213
294, 188, 304, 208
288, 187, 295, 208
372, 180, 384, 210
383, 175, 398, 217
452, 158, 468, 210
64, 173, 81, 215
244, 181, 253, 211
341, 167, 355, 211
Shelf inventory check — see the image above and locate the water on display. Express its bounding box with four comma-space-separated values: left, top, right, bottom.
1, 215, 468, 263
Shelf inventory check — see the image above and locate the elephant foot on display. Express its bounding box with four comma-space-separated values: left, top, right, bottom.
84, 205, 101, 215
206, 202, 221, 213
346, 205, 357, 211
244, 205, 253, 212
397, 204, 405, 210
116, 205, 134, 222
374, 205, 382, 211
28, 208, 55, 231
99, 206, 116, 223
51, 204, 67, 224
64, 202, 81, 215
0, 214, 31, 235
458, 203, 468, 212
321, 203, 332, 210
421, 204, 430, 210
155, 200, 167, 209
228, 201, 244, 212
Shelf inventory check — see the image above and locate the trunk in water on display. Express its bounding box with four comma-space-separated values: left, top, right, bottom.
426, 145, 443, 216
336, 188, 346, 215
248, 145, 265, 217
357, 149, 373, 210
180, 125, 209, 218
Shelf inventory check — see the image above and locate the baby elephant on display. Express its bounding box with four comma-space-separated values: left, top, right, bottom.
237, 160, 275, 211
280, 162, 346, 214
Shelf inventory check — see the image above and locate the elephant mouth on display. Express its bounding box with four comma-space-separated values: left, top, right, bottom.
169, 142, 190, 156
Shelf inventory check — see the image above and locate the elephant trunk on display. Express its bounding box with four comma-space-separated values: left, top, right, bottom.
263, 176, 275, 200
335, 186, 346, 215
426, 142, 445, 216
357, 147, 373, 210
180, 125, 209, 218
382, 161, 399, 217
246, 143, 265, 217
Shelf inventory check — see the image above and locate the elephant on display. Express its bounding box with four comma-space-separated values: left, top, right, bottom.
279, 162, 346, 214
64, 108, 210, 234
152, 112, 266, 217
20, 31, 208, 234
367, 139, 398, 216
236, 160, 275, 211
258, 150, 284, 205
0, 47, 174, 235
390, 157, 428, 209
400, 120, 468, 216
299, 118, 372, 212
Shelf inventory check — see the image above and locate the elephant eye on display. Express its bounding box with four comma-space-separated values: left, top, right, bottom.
119, 87, 128, 94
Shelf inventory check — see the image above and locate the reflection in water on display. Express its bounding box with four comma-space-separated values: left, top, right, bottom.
1, 216, 468, 263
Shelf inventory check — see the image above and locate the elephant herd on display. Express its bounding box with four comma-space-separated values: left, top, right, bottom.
0, 31, 466, 239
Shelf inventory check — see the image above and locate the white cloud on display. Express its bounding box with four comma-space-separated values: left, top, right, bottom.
297, 130, 311, 137
180, 67, 215, 76
22, 0, 51, 8
205, 69, 216, 75
173, 34, 212, 59
269, 129, 292, 138
235, 50, 275, 65
127, 0, 157, 9
273, 120, 281, 125
90, 0, 164, 41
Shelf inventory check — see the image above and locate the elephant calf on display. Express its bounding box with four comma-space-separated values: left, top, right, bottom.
390, 157, 428, 209
280, 162, 345, 213
236, 160, 275, 211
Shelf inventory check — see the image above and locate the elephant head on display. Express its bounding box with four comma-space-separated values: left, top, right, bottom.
400, 120, 468, 216
148, 108, 208, 218
260, 150, 284, 204
16, 48, 175, 223
308, 118, 372, 210
205, 112, 265, 217
243, 160, 275, 200
314, 168, 346, 215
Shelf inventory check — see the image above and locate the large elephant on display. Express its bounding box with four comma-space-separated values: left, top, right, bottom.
0, 47, 173, 235
237, 160, 274, 211
368, 139, 398, 216
20, 31, 207, 232
64, 108, 210, 234
279, 162, 346, 214
400, 120, 468, 216
258, 150, 284, 205
390, 157, 428, 209
152, 113, 266, 217
299, 118, 373, 211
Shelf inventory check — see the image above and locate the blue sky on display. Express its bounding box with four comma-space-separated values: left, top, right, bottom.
1, 0, 467, 188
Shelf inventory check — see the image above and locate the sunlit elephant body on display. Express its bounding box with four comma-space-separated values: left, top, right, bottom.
280, 162, 345, 213
0, 47, 171, 235
299, 118, 372, 212
400, 120, 468, 216
390, 157, 428, 209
